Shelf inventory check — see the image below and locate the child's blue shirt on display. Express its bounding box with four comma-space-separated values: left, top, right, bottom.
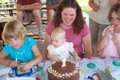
3, 37, 36, 62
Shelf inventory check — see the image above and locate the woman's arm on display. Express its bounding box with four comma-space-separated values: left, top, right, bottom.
83, 33, 93, 58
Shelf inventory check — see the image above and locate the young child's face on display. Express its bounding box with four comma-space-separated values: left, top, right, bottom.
111, 11, 120, 30
7, 38, 23, 48
51, 35, 65, 48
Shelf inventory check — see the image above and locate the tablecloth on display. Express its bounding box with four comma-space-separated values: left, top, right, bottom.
0, 57, 120, 80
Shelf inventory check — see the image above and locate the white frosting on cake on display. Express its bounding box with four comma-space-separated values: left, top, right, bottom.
47, 60, 79, 79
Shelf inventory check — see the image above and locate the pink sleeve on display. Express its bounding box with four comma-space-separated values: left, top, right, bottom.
80, 24, 90, 37
45, 22, 55, 36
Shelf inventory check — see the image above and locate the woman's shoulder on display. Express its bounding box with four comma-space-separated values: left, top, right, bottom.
83, 23, 89, 29
79, 23, 89, 31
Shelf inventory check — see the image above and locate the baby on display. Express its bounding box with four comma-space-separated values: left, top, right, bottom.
47, 27, 81, 61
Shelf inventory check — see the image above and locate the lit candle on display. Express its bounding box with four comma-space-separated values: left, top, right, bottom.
15, 58, 17, 62
61, 59, 66, 67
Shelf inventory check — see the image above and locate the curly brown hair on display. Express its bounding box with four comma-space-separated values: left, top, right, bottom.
53, 0, 85, 34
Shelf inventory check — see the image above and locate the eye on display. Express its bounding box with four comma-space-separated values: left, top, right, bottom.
7, 39, 11, 42
55, 40, 58, 43
70, 14, 75, 16
64, 13, 68, 16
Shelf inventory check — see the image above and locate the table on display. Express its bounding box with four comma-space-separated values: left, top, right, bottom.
77, 57, 120, 80
0, 64, 44, 80
0, 57, 120, 80
0, 16, 16, 23
0, 7, 16, 16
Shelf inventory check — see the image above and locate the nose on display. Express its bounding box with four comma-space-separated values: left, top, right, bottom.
52, 41, 56, 46
11, 39, 17, 45
52, 41, 55, 44
66, 15, 72, 20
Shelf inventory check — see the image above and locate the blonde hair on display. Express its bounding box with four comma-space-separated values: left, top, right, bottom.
51, 27, 66, 39
2, 20, 27, 42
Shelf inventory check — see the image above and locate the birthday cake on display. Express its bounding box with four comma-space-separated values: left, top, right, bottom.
47, 60, 79, 80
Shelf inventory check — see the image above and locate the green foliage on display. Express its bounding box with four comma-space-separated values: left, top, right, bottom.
0, 0, 9, 3
77, 0, 91, 13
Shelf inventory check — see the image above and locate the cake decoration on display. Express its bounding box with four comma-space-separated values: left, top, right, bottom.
112, 61, 120, 66
61, 59, 66, 67
87, 63, 96, 69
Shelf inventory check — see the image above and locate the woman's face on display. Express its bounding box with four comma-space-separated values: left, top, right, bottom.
111, 11, 120, 31
61, 7, 76, 26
